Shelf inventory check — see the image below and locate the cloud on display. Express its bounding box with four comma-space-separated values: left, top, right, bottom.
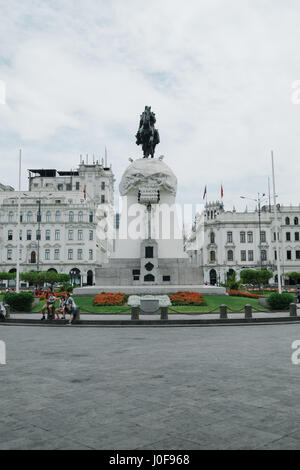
0, 0, 300, 211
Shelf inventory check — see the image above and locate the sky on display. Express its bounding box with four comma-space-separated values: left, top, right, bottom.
1, 0, 300, 215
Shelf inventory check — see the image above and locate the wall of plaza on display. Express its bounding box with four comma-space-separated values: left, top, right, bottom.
186, 201, 300, 285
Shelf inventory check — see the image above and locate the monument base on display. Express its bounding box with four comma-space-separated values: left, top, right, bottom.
73, 284, 226, 296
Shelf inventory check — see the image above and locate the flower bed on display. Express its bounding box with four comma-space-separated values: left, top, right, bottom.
169, 291, 206, 305
228, 290, 264, 299
93, 292, 128, 306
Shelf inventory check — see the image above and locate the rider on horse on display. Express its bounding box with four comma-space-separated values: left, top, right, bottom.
136, 106, 160, 158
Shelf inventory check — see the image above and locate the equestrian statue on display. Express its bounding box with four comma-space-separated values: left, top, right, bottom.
135, 106, 160, 158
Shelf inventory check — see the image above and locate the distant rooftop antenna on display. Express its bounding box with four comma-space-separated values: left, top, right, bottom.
86, 154, 88, 165
93, 154, 95, 164
101, 157, 104, 166
80, 154, 82, 164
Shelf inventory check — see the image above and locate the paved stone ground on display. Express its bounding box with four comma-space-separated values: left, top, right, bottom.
0, 323, 300, 449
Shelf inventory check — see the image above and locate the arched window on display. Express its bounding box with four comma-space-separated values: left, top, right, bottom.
89, 212, 93, 223
227, 250, 233, 261
30, 251, 36, 264
8, 211, 14, 222
144, 274, 155, 282
27, 211, 33, 223
294, 217, 299, 225
210, 232, 215, 244
69, 211, 74, 222
46, 211, 51, 222
285, 217, 290, 225
78, 211, 83, 222
55, 211, 61, 222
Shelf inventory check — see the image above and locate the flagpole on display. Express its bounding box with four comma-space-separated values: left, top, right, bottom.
271, 150, 282, 294
16, 149, 22, 293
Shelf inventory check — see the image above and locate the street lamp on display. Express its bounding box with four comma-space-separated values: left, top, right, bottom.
240, 193, 268, 271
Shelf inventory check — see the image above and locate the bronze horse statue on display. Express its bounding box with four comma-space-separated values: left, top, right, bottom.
136, 106, 160, 158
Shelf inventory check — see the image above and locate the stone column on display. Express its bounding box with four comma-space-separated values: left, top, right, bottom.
289, 303, 297, 317
131, 307, 139, 320
245, 304, 252, 319
220, 304, 227, 319
161, 307, 168, 320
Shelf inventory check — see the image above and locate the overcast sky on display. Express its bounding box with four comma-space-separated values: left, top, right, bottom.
0, 0, 300, 214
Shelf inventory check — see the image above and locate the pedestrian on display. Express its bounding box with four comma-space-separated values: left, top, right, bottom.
65, 293, 77, 325
296, 286, 300, 304
55, 296, 66, 320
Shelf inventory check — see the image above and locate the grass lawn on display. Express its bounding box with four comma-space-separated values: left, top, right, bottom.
4, 294, 269, 313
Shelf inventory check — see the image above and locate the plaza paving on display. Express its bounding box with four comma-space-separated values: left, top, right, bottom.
1, 323, 300, 449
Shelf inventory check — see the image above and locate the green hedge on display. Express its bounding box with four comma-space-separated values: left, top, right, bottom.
4, 292, 34, 312
267, 292, 294, 311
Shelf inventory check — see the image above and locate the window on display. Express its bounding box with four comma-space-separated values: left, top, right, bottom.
294, 217, 299, 225
37, 210, 41, 223
7, 249, 12, 260
144, 274, 155, 282
55, 230, 60, 241
247, 232, 253, 243
8, 230, 13, 241
227, 232, 233, 243
54, 249, 60, 260
101, 195, 105, 204
8, 211, 14, 222
163, 275, 171, 282
240, 231, 245, 243
210, 250, 216, 262
241, 250, 246, 261
20, 213, 23, 222
145, 246, 153, 258
89, 212, 93, 223
89, 230, 93, 241
68, 230, 73, 240
274, 250, 277, 260
296, 251, 300, 260
227, 250, 233, 261
19, 230, 22, 240
77, 249, 83, 260
78, 230, 83, 240
78, 211, 83, 222
68, 249, 73, 260
248, 250, 254, 261
36, 230, 41, 241
296, 232, 300, 241
285, 217, 290, 225
57, 184, 63, 191
69, 211, 74, 222
286, 232, 291, 241
210, 232, 215, 244
261, 250, 267, 261
287, 250, 292, 260
66, 183, 72, 191
27, 211, 33, 223
55, 211, 61, 222
45, 230, 50, 241
260, 231, 266, 243
101, 181, 105, 191
45, 249, 50, 260
89, 249, 93, 260
132, 269, 140, 281
27, 230, 32, 241
75, 182, 80, 190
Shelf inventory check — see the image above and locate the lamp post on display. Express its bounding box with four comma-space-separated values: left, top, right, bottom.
240, 193, 268, 271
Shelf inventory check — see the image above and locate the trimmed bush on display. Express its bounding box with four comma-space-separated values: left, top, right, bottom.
267, 292, 294, 311
4, 292, 34, 312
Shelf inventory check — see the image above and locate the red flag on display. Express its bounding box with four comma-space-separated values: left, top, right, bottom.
221, 184, 223, 199
83, 185, 86, 200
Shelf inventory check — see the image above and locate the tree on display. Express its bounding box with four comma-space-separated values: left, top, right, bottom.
285, 272, 300, 285
0, 272, 16, 281
20, 271, 70, 288
240, 269, 273, 288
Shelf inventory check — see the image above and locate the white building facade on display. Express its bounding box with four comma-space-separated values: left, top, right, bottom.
0, 160, 114, 286
186, 201, 300, 286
